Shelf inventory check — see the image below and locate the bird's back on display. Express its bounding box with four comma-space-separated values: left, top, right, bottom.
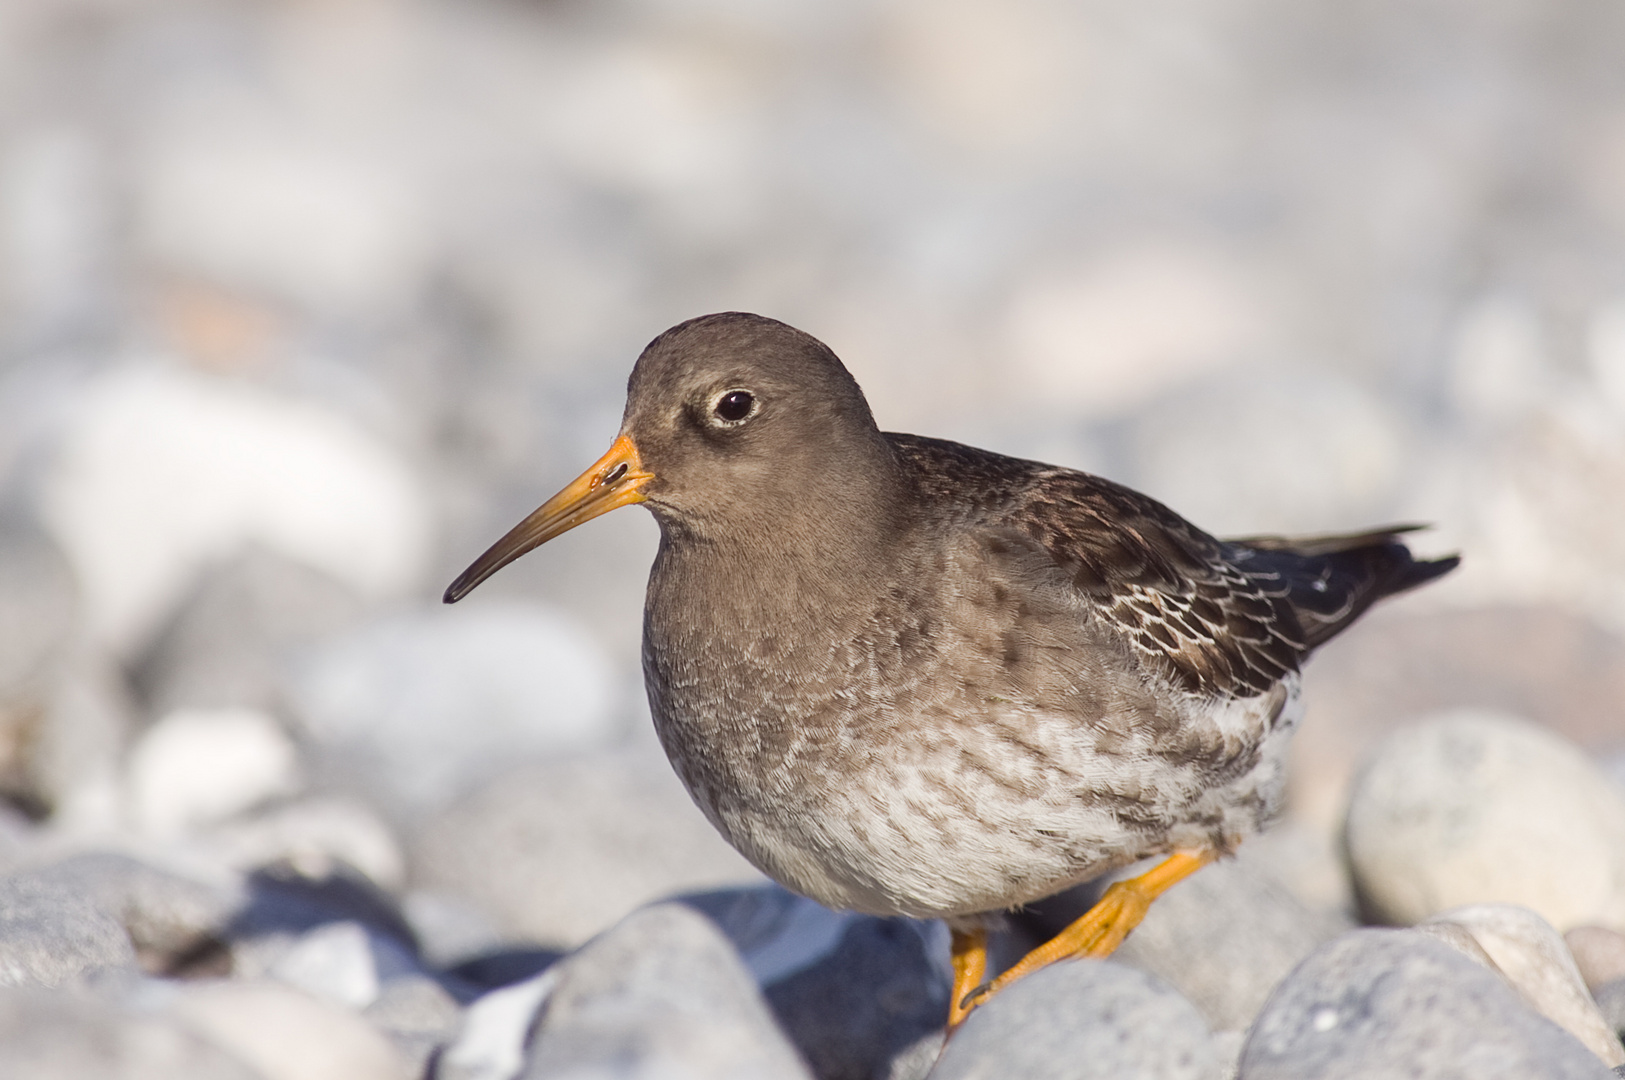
885, 432, 1459, 700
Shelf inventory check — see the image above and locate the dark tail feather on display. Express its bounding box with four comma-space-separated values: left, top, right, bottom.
1227, 525, 1460, 651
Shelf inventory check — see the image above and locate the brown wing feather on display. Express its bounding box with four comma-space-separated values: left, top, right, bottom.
888, 434, 1310, 699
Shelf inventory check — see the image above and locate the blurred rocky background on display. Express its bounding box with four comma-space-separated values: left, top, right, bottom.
2, 0, 1625, 1077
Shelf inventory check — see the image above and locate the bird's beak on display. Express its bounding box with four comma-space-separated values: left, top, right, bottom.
443, 434, 653, 603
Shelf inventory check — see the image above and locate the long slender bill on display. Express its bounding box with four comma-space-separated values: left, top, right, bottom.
443, 434, 652, 603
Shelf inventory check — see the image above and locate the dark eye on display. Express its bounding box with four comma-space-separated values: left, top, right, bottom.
713, 389, 756, 424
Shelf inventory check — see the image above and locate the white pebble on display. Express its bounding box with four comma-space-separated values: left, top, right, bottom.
128, 707, 300, 835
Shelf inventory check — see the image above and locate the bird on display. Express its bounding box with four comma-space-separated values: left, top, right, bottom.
444, 311, 1458, 1029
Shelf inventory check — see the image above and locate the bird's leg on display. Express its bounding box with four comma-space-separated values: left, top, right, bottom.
957, 849, 1216, 1020
946, 926, 988, 1031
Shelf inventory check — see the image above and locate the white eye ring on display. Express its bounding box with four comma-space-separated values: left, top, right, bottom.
710, 388, 758, 426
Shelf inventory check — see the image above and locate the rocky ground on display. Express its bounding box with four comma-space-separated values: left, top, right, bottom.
3, 0, 1625, 1076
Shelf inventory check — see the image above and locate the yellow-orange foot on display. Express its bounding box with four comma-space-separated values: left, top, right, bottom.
947, 927, 988, 1031
948, 849, 1216, 1030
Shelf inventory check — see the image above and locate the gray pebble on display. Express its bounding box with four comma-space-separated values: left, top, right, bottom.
0, 985, 259, 1079
762, 914, 947, 1080
0, 869, 137, 989
1112, 853, 1351, 1032
267, 919, 419, 1008
411, 748, 761, 949
678, 885, 949, 1080
524, 902, 813, 1080
1596, 978, 1625, 1041
227, 861, 419, 981
1238, 928, 1616, 1079
928, 959, 1219, 1080
365, 972, 465, 1075
27, 853, 244, 973
132, 548, 364, 717
1423, 904, 1624, 1067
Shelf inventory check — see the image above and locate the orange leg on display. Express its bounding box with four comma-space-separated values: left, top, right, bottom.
957, 849, 1216, 1021
947, 927, 987, 1031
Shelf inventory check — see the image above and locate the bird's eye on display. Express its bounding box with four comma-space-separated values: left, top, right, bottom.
712, 389, 756, 424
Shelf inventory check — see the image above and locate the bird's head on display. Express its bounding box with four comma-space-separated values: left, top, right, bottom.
444, 312, 894, 603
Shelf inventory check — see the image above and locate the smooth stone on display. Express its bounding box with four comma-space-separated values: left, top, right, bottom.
0, 513, 77, 701
27, 648, 134, 831
37, 363, 431, 654
127, 706, 301, 835
170, 979, 412, 1080
1569, 926, 1625, 993
0, 867, 138, 988
1295, 606, 1625, 838
0, 984, 258, 1079
131, 548, 365, 719
683, 886, 949, 1079
1110, 853, 1351, 1032
928, 958, 1218, 1080
522, 902, 813, 1080
24, 853, 243, 974
1238, 928, 1615, 1079
435, 970, 558, 1080
1596, 978, 1625, 1039
226, 862, 419, 982
363, 972, 465, 1075
400, 890, 508, 971
411, 747, 761, 948
197, 795, 406, 892
1345, 711, 1625, 929
286, 603, 615, 816
268, 919, 419, 1009
1424, 904, 1625, 1067
677, 885, 858, 987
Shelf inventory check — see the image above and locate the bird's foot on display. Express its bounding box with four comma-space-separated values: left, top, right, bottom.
945, 849, 1215, 1032
946, 926, 988, 1031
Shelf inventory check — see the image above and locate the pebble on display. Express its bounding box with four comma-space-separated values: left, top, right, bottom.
1238, 928, 1616, 1079
1423, 904, 1624, 1067
436, 970, 559, 1080
1567, 926, 1625, 993
928, 958, 1219, 1080
268, 919, 419, 1009
287, 603, 616, 816
1291, 604, 1625, 837
0, 513, 77, 704
1344, 710, 1625, 929
37, 363, 431, 654
1596, 979, 1625, 1042
747, 905, 947, 1079
169, 979, 413, 1080
411, 747, 762, 947
126, 706, 302, 835
132, 548, 364, 720
196, 795, 407, 892
520, 902, 813, 1080
0, 867, 138, 989
400, 890, 508, 972
23, 852, 244, 974
364, 972, 466, 1075
1109, 853, 1351, 1033
0, 984, 259, 1079
224, 861, 419, 983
